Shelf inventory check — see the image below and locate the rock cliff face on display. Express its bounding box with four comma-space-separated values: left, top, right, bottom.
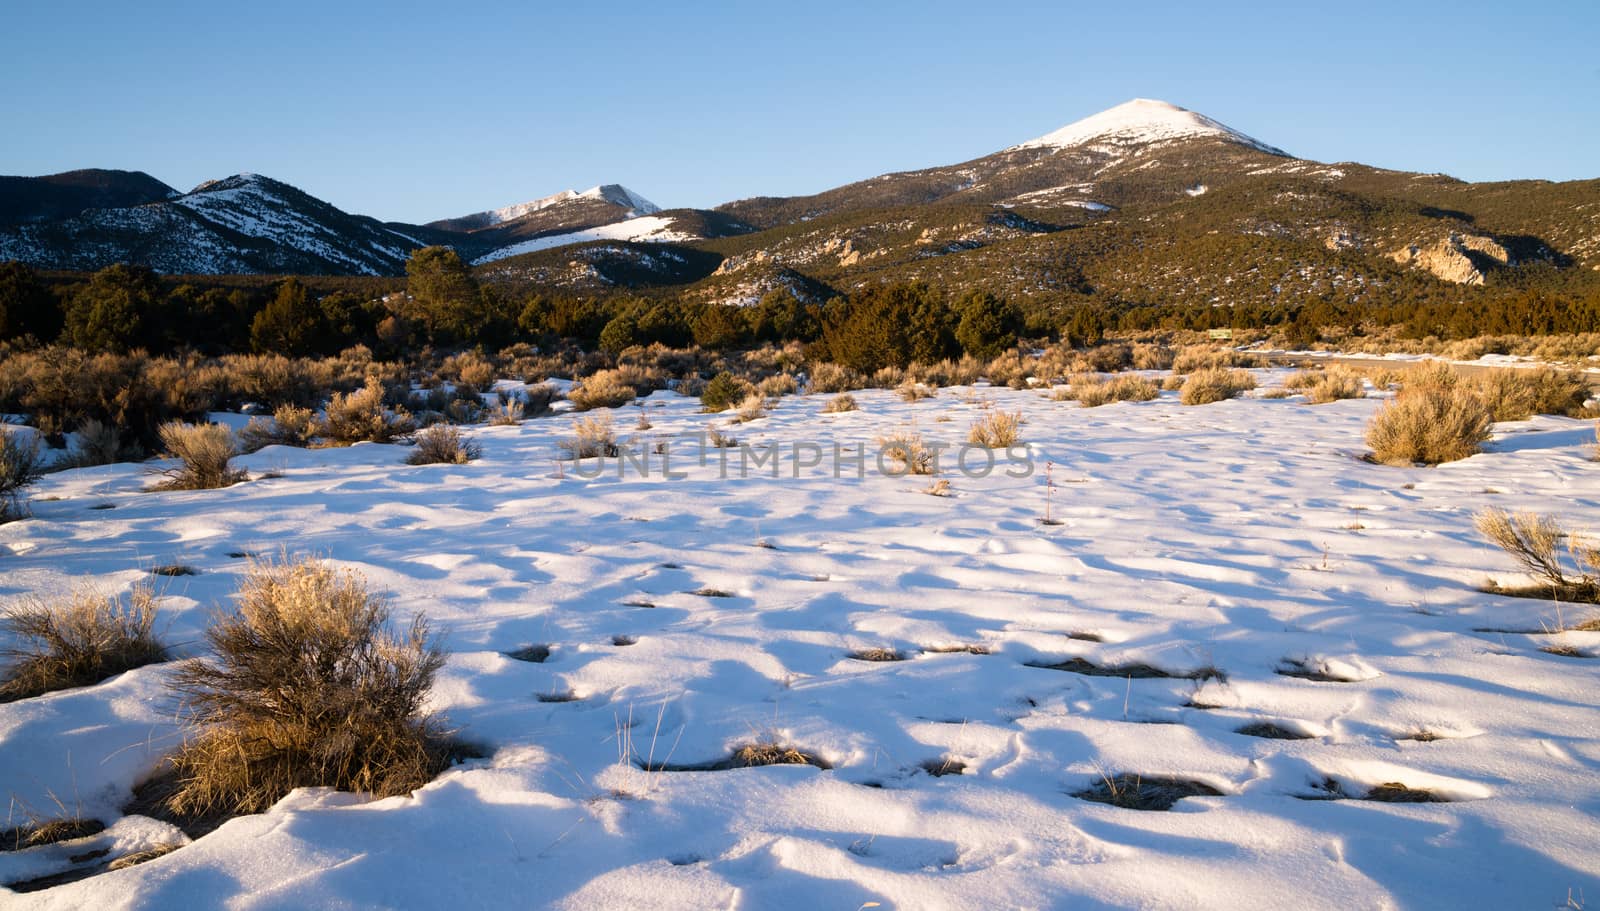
1390, 233, 1513, 285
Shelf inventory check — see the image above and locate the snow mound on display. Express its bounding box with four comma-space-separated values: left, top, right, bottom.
1013, 98, 1288, 156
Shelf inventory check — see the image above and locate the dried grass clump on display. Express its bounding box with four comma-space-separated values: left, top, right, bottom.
239, 405, 317, 452
1365, 380, 1491, 465
486, 396, 524, 426
968, 410, 1023, 448
733, 394, 770, 423
567, 370, 638, 411
1073, 773, 1223, 811
406, 425, 481, 465
1076, 375, 1160, 408
321, 378, 415, 445
808, 362, 864, 394
153, 422, 248, 491
822, 393, 858, 414
161, 558, 451, 818
560, 415, 619, 460
1179, 367, 1257, 405
0, 585, 165, 702
1474, 508, 1598, 602
0, 426, 44, 522
1472, 367, 1589, 421
1304, 368, 1366, 404
878, 431, 934, 475
897, 380, 937, 402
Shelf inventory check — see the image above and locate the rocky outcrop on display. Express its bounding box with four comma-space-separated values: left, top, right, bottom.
1389, 232, 1512, 285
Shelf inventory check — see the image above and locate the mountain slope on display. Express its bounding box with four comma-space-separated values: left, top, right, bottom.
0, 169, 177, 225
0, 174, 426, 275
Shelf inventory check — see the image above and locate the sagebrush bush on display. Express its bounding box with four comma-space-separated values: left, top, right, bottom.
756, 373, 799, 398
154, 421, 248, 491
321, 378, 415, 444
1179, 367, 1257, 405
162, 558, 451, 817
407, 425, 481, 465
1075, 375, 1160, 408
808, 362, 864, 394
700, 372, 750, 413
968, 410, 1023, 447
1171, 346, 1257, 375
1132, 344, 1175, 371
1366, 381, 1492, 465
878, 430, 933, 475
733, 394, 769, 423
823, 393, 858, 413
0, 585, 165, 702
72, 418, 135, 466
487, 397, 524, 426
1473, 367, 1589, 421
560, 415, 619, 460
568, 369, 637, 411
897, 380, 936, 402
1304, 368, 1366, 404
240, 404, 318, 452
1, 426, 44, 521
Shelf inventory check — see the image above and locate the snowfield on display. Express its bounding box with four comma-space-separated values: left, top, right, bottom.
2, 374, 1598, 909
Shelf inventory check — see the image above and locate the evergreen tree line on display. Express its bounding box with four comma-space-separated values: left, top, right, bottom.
3, 247, 1597, 373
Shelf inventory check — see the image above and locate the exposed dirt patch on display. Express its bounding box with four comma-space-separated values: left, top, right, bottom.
1072, 774, 1223, 811
1029, 656, 1223, 681
1235, 722, 1316, 740
506, 645, 551, 663
849, 647, 909, 662
920, 757, 967, 777
640, 742, 832, 772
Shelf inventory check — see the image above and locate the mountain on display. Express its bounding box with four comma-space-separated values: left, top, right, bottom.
479, 99, 1599, 308
0, 169, 177, 225
0, 173, 432, 275
1, 99, 1596, 308
430, 184, 660, 233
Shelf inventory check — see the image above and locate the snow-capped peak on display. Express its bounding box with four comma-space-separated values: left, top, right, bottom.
473, 184, 660, 227
1012, 98, 1288, 156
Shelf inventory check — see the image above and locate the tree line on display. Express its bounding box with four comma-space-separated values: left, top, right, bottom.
2, 247, 1597, 373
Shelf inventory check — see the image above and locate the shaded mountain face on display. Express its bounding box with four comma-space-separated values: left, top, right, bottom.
0, 169, 177, 225
0, 174, 427, 275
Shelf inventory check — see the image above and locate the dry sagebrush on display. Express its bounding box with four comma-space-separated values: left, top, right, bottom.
1073, 374, 1160, 408
406, 424, 481, 465
1475, 508, 1599, 602
162, 558, 452, 818
320, 378, 416, 445
560, 415, 619, 460
1366, 373, 1492, 465
0, 426, 44, 521
153, 421, 248, 491
822, 393, 859, 414
1179, 367, 1257, 406
0, 585, 165, 702
239, 404, 318, 452
968, 410, 1024, 448
877, 430, 934, 475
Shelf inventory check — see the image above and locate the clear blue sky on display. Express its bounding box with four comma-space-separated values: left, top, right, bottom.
3, 0, 1596, 223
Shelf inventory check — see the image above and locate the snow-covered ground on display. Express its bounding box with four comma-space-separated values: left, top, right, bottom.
473, 215, 696, 265
3, 373, 1598, 908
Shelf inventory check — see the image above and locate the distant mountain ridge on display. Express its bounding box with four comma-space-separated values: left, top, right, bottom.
0, 99, 1596, 313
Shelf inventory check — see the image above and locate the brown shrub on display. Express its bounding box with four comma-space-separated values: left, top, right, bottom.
0, 425, 44, 521
1472, 368, 1589, 421
1366, 381, 1492, 465
822, 393, 858, 414
321, 378, 415, 445
161, 558, 451, 818
560, 415, 619, 460
808, 362, 864, 394
239, 404, 318, 452
567, 369, 637, 411
0, 585, 165, 702
1179, 368, 1257, 405
968, 410, 1023, 447
153, 422, 247, 491
406, 425, 481, 465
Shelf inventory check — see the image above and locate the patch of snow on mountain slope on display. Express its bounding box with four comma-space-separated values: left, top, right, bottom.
474, 185, 662, 227
473, 215, 694, 264
1013, 98, 1289, 157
